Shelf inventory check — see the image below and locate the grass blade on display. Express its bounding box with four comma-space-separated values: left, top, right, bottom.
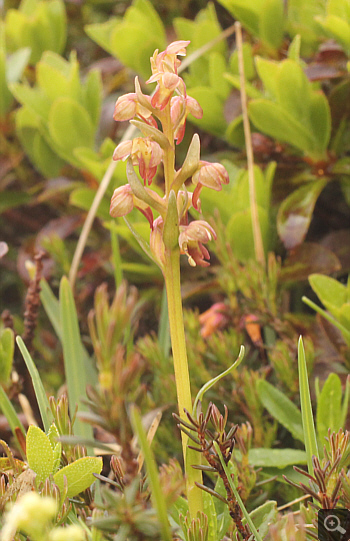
298, 336, 319, 477
130, 405, 172, 541
0, 384, 26, 437
59, 276, 93, 444
16, 336, 52, 432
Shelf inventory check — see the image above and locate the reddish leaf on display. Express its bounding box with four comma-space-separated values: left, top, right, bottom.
280, 242, 341, 283
277, 179, 328, 249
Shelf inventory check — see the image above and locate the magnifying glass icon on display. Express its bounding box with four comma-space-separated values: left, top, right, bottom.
324, 514, 346, 535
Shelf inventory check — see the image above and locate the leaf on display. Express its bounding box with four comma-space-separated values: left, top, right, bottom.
247, 448, 307, 468
26, 426, 54, 484
277, 179, 328, 249
130, 407, 172, 541
53, 456, 102, 501
276, 60, 310, 122
309, 274, 347, 312
10, 83, 51, 121
256, 379, 304, 442
309, 91, 331, 152
316, 373, 343, 444
16, 337, 53, 433
48, 97, 95, 164
0, 385, 26, 440
59, 277, 93, 443
0, 328, 14, 384
247, 500, 277, 539
70, 188, 111, 221
226, 207, 269, 262
202, 491, 217, 541
186, 87, 226, 136
248, 99, 315, 154
259, 0, 284, 49
298, 336, 319, 479
280, 243, 341, 284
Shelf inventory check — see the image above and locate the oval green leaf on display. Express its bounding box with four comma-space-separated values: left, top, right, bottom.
26, 425, 54, 484
53, 456, 103, 501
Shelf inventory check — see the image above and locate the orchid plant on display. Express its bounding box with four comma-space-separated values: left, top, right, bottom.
110, 40, 229, 517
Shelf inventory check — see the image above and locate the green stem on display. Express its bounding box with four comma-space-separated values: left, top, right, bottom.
163, 247, 203, 517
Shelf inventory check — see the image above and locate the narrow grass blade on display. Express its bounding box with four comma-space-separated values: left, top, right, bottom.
16, 336, 52, 432
193, 346, 245, 414
341, 375, 350, 429
41, 278, 96, 386
298, 336, 319, 478
59, 276, 93, 444
40, 278, 61, 339
130, 406, 172, 541
214, 441, 263, 541
0, 384, 26, 437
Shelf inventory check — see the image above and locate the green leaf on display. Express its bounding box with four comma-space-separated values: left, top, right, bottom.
0, 385, 26, 439
298, 336, 319, 479
0, 328, 14, 384
259, 0, 284, 49
83, 69, 102, 128
316, 15, 350, 53
316, 373, 343, 444
59, 277, 93, 442
70, 188, 111, 221
16, 336, 53, 432
130, 406, 172, 541
53, 456, 102, 501
217, 0, 261, 36
256, 379, 304, 442
186, 87, 226, 136
226, 207, 269, 262
26, 426, 54, 484
309, 274, 347, 312
48, 97, 95, 164
254, 56, 280, 99
276, 60, 310, 122
202, 491, 217, 541
247, 500, 277, 539
10, 83, 51, 121
248, 99, 315, 154
309, 91, 331, 152
277, 179, 327, 249
247, 448, 307, 468
209, 52, 230, 99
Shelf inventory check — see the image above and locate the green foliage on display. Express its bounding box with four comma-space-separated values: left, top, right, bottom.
217, 0, 284, 51
10, 51, 102, 175
304, 274, 350, 346
316, 373, 350, 445
0, 33, 30, 117
316, 0, 350, 55
249, 58, 331, 160
0, 327, 14, 385
85, 0, 166, 81
26, 424, 102, 499
4, 0, 67, 64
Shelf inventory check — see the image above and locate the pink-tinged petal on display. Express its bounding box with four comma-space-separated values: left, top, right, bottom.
113, 93, 137, 121
192, 161, 229, 190
178, 220, 216, 267
199, 302, 230, 337
150, 216, 165, 268
151, 73, 180, 110
137, 206, 154, 229
186, 96, 203, 119
110, 185, 134, 217
165, 40, 190, 56
192, 184, 202, 211
113, 140, 132, 161
131, 138, 163, 184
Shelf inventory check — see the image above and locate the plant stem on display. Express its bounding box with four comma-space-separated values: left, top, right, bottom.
235, 21, 265, 267
163, 247, 203, 517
